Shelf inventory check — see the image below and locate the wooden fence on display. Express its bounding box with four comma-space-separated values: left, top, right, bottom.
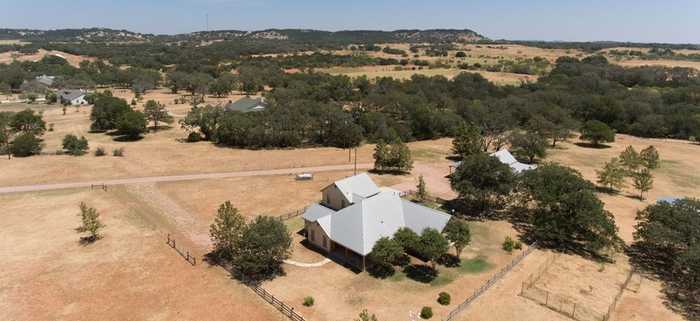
275, 207, 308, 221
443, 243, 537, 321
166, 233, 197, 266
249, 283, 306, 321
90, 184, 108, 191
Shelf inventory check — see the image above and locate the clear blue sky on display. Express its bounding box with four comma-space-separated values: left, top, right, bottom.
1, 0, 699, 43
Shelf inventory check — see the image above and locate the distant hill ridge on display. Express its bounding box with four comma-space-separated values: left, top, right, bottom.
0, 27, 487, 43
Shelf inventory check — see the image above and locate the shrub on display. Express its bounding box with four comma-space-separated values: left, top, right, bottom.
502, 236, 515, 253
95, 147, 106, 156
11, 133, 43, 157
420, 306, 433, 319
514, 240, 523, 250
62, 134, 89, 156
303, 296, 314, 307
437, 292, 451, 305
186, 131, 202, 142
113, 147, 124, 157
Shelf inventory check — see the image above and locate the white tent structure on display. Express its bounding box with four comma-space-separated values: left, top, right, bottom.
490, 149, 537, 174
452, 149, 537, 174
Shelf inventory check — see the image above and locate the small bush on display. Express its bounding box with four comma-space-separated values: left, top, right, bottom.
95, 147, 106, 156
514, 240, 523, 250
48, 123, 54, 132
186, 131, 202, 142
502, 236, 515, 253
113, 148, 125, 157
420, 306, 433, 319
437, 292, 451, 305
302, 296, 314, 307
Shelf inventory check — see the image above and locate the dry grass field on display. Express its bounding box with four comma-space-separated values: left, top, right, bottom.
318, 65, 536, 85
0, 187, 284, 321
1, 83, 697, 321
0, 49, 97, 68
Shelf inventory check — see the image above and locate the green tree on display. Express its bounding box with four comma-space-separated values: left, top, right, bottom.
450, 153, 516, 212
634, 199, 700, 295
76, 202, 105, 242
596, 157, 627, 192
640, 146, 660, 169
632, 168, 653, 200
180, 105, 224, 141
619, 146, 642, 173
10, 109, 46, 135
45, 92, 57, 104
233, 216, 292, 280
416, 175, 427, 202
10, 132, 42, 157
416, 228, 449, 269
451, 125, 485, 158
444, 218, 471, 257
509, 130, 547, 164
117, 111, 147, 139
209, 201, 246, 261
580, 120, 615, 147
368, 237, 404, 277
520, 164, 620, 255
90, 94, 131, 132
0, 112, 14, 159
62, 134, 89, 156
373, 140, 389, 171
143, 100, 174, 131
394, 227, 420, 253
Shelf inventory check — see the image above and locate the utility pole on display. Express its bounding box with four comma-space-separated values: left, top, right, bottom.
354, 148, 358, 175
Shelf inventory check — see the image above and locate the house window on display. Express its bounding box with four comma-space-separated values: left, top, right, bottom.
323, 236, 328, 249
310, 230, 316, 242
341, 199, 346, 208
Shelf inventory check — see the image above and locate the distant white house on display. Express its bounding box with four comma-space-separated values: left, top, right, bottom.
452, 149, 537, 174
58, 89, 88, 105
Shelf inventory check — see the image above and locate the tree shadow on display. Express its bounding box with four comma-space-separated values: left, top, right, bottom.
148, 125, 174, 132
403, 264, 438, 283
436, 254, 461, 267
627, 244, 700, 319
112, 135, 144, 142
368, 169, 411, 176
78, 235, 100, 246
574, 142, 612, 149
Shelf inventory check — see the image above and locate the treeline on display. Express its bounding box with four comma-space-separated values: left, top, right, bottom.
177, 55, 699, 151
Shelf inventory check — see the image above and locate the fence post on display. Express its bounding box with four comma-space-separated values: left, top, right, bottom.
572, 303, 576, 318
545, 292, 549, 306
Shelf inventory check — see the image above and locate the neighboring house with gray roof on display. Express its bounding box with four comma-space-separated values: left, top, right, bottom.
303, 173, 452, 270
58, 89, 88, 105
224, 96, 267, 113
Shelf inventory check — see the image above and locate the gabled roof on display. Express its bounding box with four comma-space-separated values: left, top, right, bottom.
330, 173, 381, 204
58, 89, 86, 101
304, 191, 451, 256
224, 96, 267, 113
491, 149, 537, 174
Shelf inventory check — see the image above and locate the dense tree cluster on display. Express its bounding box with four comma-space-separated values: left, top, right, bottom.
209, 201, 292, 280
0, 109, 46, 157
632, 198, 700, 317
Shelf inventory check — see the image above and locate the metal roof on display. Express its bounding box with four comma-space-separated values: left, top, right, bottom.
491, 149, 537, 174
224, 96, 266, 113
304, 191, 451, 256
332, 173, 381, 204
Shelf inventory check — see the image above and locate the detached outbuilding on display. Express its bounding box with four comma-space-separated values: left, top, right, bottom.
303, 173, 451, 271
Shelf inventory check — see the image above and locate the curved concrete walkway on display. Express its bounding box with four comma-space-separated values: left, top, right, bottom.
283, 258, 331, 268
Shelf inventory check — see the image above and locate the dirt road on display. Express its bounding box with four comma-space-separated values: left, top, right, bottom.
0, 163, 373, 194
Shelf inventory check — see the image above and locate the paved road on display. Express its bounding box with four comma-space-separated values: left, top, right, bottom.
0, 163, 373, 195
